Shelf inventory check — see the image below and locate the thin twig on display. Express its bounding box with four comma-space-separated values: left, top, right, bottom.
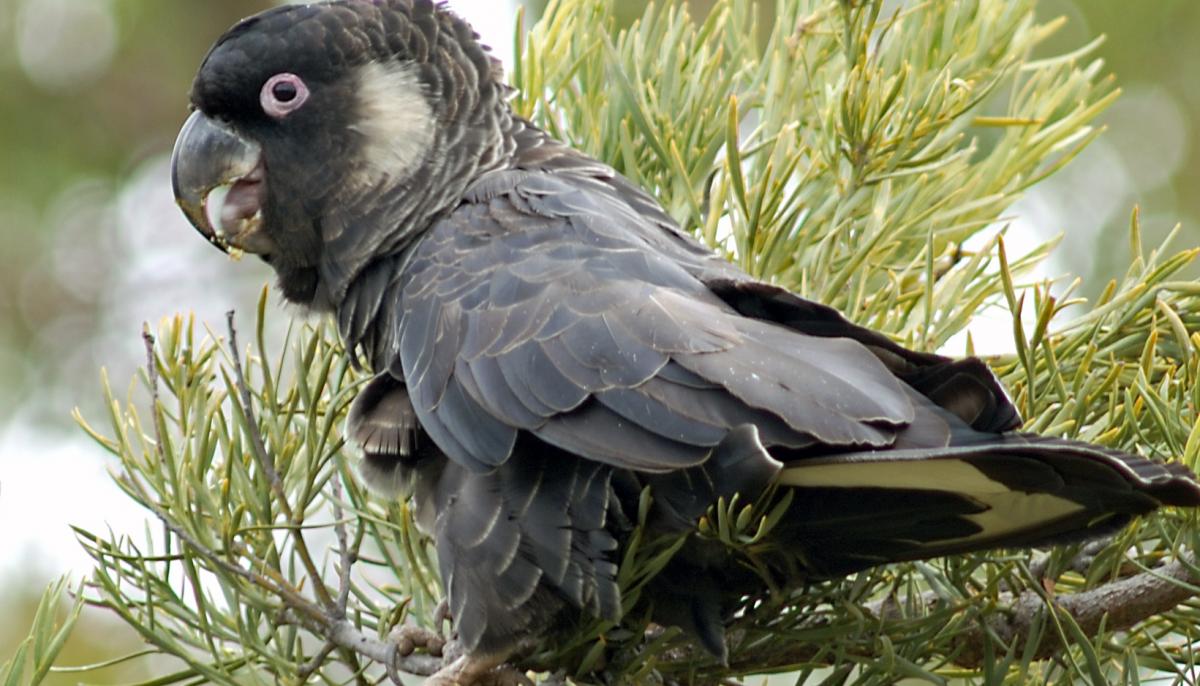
297, 641, 338, 682
225, 312, 289, 508
142, 330, 175, 586
142, 330, 165, 462
226, 311, 337, 610
330, 466, 373, 686
332, 467, 356, 615
124, 478, 325, 625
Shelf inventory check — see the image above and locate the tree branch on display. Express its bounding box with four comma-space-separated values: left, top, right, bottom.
667, 555, 1200, 680
951, 555, 1200, 667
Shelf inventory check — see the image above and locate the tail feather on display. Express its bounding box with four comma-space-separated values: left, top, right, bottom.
775, 435, 1200, 577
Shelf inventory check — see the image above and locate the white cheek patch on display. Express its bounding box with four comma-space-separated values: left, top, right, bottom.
349, 61, 435, 184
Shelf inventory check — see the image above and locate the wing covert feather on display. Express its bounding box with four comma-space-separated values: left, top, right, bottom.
394, 169, 918, 473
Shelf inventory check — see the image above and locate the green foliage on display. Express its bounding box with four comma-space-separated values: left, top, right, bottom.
0, 578, 83, 686
513, 0, 1115, 350
6, 0, 1200, 683
73, 296, 405, 686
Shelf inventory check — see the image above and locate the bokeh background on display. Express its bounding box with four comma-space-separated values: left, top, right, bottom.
0, 0, 1197, 681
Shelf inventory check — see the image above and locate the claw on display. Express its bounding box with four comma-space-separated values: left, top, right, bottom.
434, 599, 454, 637
389, 624, 446, 658
423, 656, 529, 686
480, 665, 535, 686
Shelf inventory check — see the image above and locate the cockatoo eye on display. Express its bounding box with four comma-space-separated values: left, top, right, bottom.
261, 73, 309, 118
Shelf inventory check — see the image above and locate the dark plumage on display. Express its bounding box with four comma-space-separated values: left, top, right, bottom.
172, 0, 1200, 680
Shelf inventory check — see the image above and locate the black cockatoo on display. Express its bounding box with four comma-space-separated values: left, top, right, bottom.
171, 1, 1200, 682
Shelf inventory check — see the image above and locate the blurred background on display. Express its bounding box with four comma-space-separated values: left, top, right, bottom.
0, 0, 1196, 681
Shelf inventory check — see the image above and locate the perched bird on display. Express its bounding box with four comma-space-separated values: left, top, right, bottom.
172, 0, 1200, 682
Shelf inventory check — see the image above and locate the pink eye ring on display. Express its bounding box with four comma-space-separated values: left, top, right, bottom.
261, 73, 309, 118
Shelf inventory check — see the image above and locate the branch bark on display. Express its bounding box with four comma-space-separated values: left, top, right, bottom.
951, 555, 1200, 667
696, 556, 1200, 680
